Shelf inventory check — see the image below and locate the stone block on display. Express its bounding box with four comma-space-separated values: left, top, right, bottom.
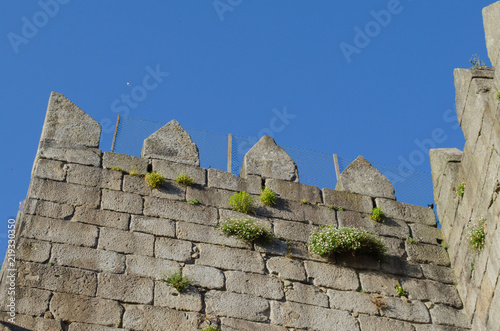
225, 271, 284, 300
16, 238, 51, 263
375, 198, 437, 226
337, 253, 380, 271
336, 155, 395, 200
420, 264, 456, 284
359, 271, 399, 296
382, 297, 430, 323
177, 221, 251, 249
152, 158, 206, 185
31, 200, 74, 219
286, 282, 328, 307
221, 317, 287, 331
401, 278, 462, 308
380, 257, 423, 278
97, 272, 154, 304
379, 236, 405, 258
18, 261, 97, 297
327, 289, 379, 314
405, 242, 450, 266
123, 305, 201, 331
219, 209, 271, 227
186, 185, 234, 209
122, 174, 151, 195
126, 255, 179, 279
16, 287, 51, 316
273, 219, 312, 243
197, 243, 265, 274
23, 215, 98, 247
102, 152, 148, 174
155, 237, 193, 262
410, 223, 443, 244
302, 203, 337, 226
99, 227, 154, 256
266, 178, 321, 203
66, 163, 102, 186
142, 119, 200, 166
337, 210, 410, 239
34, 158, 66, 181
254, 198, 305, 222
183, 264, 225, 289
240, 135, 298, 182
101, 189, 143, 214
430, 304, 471, 329
266, 256, 306, 281
99, 169, 123, 190
50, 292, 123, 326
270, 301, 358, 331
73, 207, 129, 230
205, 290, 269, 322
0, 313, 63, 331
429, 148, 463, 195
144, 197, 218, 226
208, 168, 262, 194
358, 315, 415, 331
462, 78, 492, 147
123, 174, 186, 200
254, 237, 289, 256
453, 68, 494, 123
130, 215, 175, 237
38, 146, 102, 167
321, 188, 373, 213
304, 261, 359, 290
30, 178, 100, 208
415, 325, 468, 331
68, 323, 122, 331
154, 281, 202, 311
51, 243, 125, 273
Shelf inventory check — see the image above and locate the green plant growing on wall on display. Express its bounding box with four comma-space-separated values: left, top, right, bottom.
219, 219, 273, 243
145, 172, 164, 189
456, 182, 466, 197
470, 54, 487, 70
337, 206, 344, 211
129, 169, 142, 176
370, 207, 384, 223
201, 326, 221, 331
395, 281, 408, 297
228, 191, 254, 214
110, 166, 123, 172
162, 269, 191, 293
466, 218, 486, 251
406, 237, 416, 244
300, 199, 308, 204
176, 173, 195, 186
371, 294, 387, 313
260, 186, 277, 206
308, 225, 387, 259
497, 92, 500, 99
188, 198, 200, 205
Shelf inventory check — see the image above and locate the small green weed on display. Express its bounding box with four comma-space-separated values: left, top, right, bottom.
110, 166, 123, 172
129, 169, 142, 176
188, 198, 200, 205
359, 288, 367, 294
162, 269, 191, 293
176, 173, 195, 186
145, 172, 164, 189
467, 218, 486, 251
228, 191, 254, 214
470, 54, 487, 70
300, 199, 308, 204
457, 182, 466, 197
395, 281, 408, 297
497, 92, 500, 99
370, 207, 384, 223
219, 219, 273, 243
407, 237, 415, 244
337, 206, 344, 211
201, 326, 221, 331
326, 205, 334, 210
441, 241, 448, 249
260, 186, 277, 206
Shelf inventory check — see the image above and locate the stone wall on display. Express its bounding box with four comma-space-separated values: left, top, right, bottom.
429, 2, 500, 331
0, 91, 470, 331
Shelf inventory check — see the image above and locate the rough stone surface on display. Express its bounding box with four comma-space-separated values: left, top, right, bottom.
144, 197, 218, 225
429, 148, 463, 198
430, 304, 471, 329
186, 185, 235, 209
266, 256, 306, 281
208, 168, 261, 194
16, 238, 51, 263
30, 178, 100, 208
197, 243, 265, 273
327, 289, 378, 314
401, 278, 462, 308
102, 152, 148, 174
123, 305, 201, 331
266, 178, 321, 203
0, 313, 63, 331
221, 317, 287, 331
286, 282, 329, 307
273, 219, 312, 243
405, 242, 450, 266
34, 158, 66, 181
240, 135, 298, 182
101, 189, 143, 214
15, 287, 51, 316
336, 155, 395, 199
30, 199, 74, 219
183, 264, 225, 289
38, 146, 102, 167
151, 158, 206, 185
142, 119, 200, 166
155, 237, 192, 262
99, 227, 154, 256
154, 281, 202, 311
337, 210, 410, 239
205, 290, 269, 322
483, 2, 500, 66
177, 221, 251, 249
409, 223, 443, 244
375, 198, 437, 226
130, 215, 175, 237
97, 272, 153, 304
225, 271, 284, 300
51, 243, 125, 273
68, 323, 122, 331
66, 163, 103, 187
304, 261, 359, 290
382, 297, 430, 323
322, 188, 373, 213
358, 315, 415, 331
73, 207, 129, 230
359, 271, 399, 297
126, 255, 179, 279
420, 264, 456, 284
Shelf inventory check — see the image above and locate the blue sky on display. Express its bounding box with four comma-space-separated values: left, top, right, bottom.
0, 1, 494, 259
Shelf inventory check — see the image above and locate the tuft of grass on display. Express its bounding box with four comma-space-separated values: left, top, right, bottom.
470, 54, 487, 70
337, 206, 344, 211
497, 92, 500, 99
466, 218, 486, 251
457, 182, 466, 197
162, 269, 191, 293
308, 225, 387, 259
201, 326, 221, 331
395, 281, 408, 297
145, 172, 164, 189
406, 237, 415, 244
326, 205, 334, 210
371, 295, 387, 313
176, 173, 195, 186
370, 207, 384, 223
129, 169, 142, 176
219, 219, 273, 243
228, 191, 254, 214
300, 199, 308, 204
110, 166, 123, 172
441, 241, 448, 249
260, 186, 277, 206
188, 198, 200, 205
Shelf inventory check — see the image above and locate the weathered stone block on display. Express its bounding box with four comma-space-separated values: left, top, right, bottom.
154, 281, 202, 311
102, 152, 148, 174
101, 189, 143, 214
359, 271, 399, 296
380, 257, 423, 278
379, 236, 405, 257
144, 197, 218, 225
286, 282, 328, 307
97, 272, 153, 304
429, 148, 463, 196
152, 158, 206, 185
18, 261, 97, 297
358, 315, 415, 331
254, 198, 305, 222
420, 264, 456, 284
51, 243, 125, 273
240, 135, 298, 182
337, 253, 380, 271
254, 237, 289, 256
337, 210, 410, 239
302, 203, 337, 226
16, 287, 51, 316
99, 169, 123, 190
375, 198, 437, 226
50, 292, 123, 326
430, 304, 471, 328
177, 221, 251, 249
273, 219, 312, 243
142, 119, 200, 166
304, 261, 359, 290
124, 174, 187, 200
34, 158, 66, 181
221, 317, 287, 331
30, 178, 100, 208
453, 68, 494, 123
16, 238, 51, 263
39, 146, 102, 167
186, 185, 235, 209
0, 312, 63, 331
270, 301, 359, 331
68, 322, 122, 331
183, 264, 225, 289
382, 297, 430, 323
130, 215, 175, 237
30, 199, 74, 219
73, 207, 129, 230
225, 271, 284, 300
327, 289, 379, 314
155, 237, 193, 262
266, 256, 306, 281
122, 174, 151, 195
197, 243, 265, 273
99, 227, 154, 256
266, 178, 321, 203
405, 242, 450, 266
321, 188, 373, 213
401, 278, 462, 308
205, 290, 269, 322
208, 168, 261, 194
126, 255, 179, 279
410, 223, 443, 244
66, 163, 102, 186
123, 305, 201, 331
415, 325, 468, 331
23, 215, 98, 247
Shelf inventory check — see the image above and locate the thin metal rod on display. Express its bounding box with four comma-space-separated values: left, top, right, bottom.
227, 133, 233, 173
333, 154, 341, 182
111, 114, 121, 152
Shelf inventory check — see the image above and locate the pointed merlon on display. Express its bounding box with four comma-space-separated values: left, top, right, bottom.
240, 135, 299, 182
335, 155, 396, 200
141, 120, 200, 166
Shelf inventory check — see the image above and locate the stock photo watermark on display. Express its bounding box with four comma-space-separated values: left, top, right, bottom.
7, 0, 70, 54
5, 218, 17, 323
339, 0, 413, 64
100, 64, 170, 134
213, 0, 243, 22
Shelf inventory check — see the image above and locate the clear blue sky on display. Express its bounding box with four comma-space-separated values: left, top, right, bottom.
0, 1, 494, 259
